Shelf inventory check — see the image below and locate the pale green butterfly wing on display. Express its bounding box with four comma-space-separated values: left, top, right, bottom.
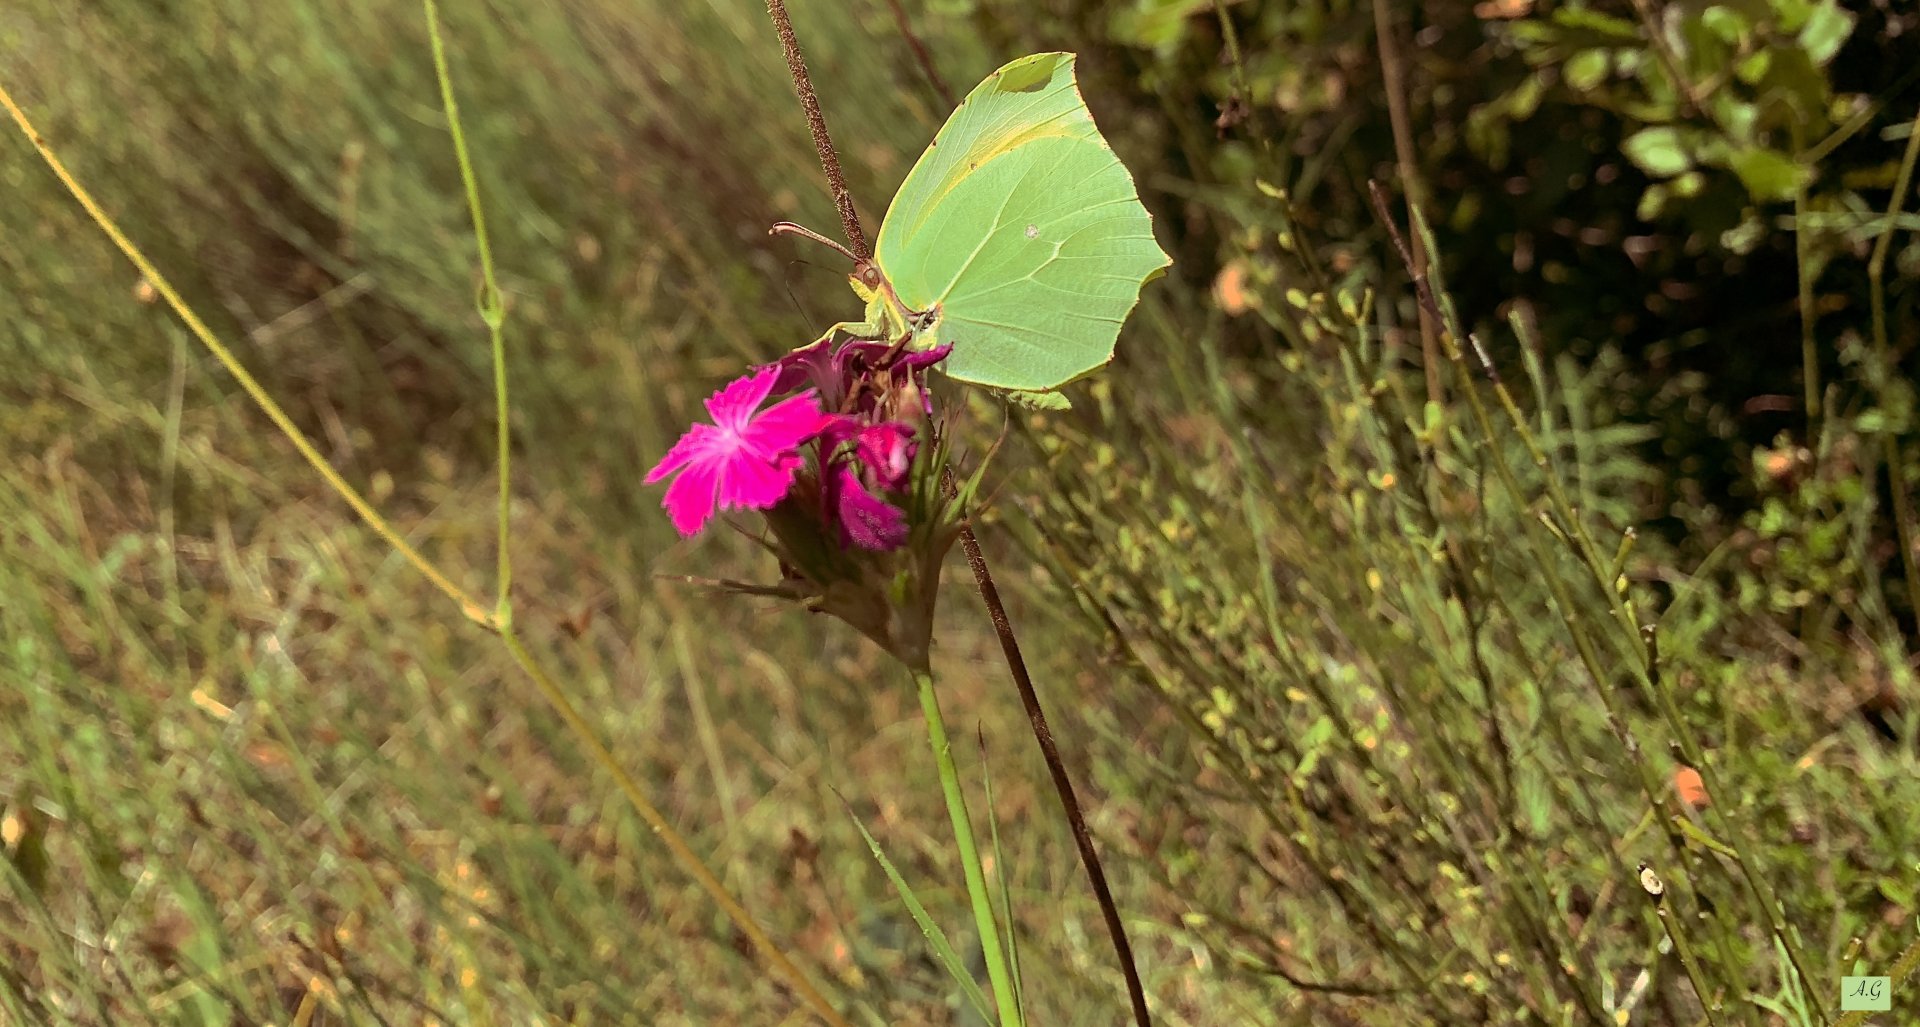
875, 52, 1169, 395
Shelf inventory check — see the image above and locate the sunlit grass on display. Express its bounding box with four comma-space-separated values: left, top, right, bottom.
2, 0, 1916, 1024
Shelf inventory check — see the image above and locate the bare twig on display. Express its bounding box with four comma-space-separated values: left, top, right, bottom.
759, 3, 1152, 1017
765, 0, 870, 260
944, 471, 1154, 1027
756, 0, 1144, 1013
1370, 0, 1444, 409
1626, 0, 1706, 114
1365, 181, 1498, 386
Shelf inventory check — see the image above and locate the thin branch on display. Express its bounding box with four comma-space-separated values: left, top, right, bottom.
1370, 0, 1444, 409
944, 472, 1155, 1027
759, 7, 1150, 1017
1794, 119, 1822, 424
765, 0, 871, 260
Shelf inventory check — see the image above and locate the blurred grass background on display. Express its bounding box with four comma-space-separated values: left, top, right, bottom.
2, 0, 1918, 1024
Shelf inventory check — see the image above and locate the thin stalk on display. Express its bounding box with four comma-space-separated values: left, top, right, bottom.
0, 81, 492, 629
1794, 122, 1821, 424
765, 0, 870, 261
913, 664, 1024, 1027
423, 0, 514, 622
1868, 106, 1920, 635
1370, 0, 1444, 408
1641, 863, 1724, 1027
1627, 0, 1711, 122
955, 514, 1154, 1027
757, 1, 1150, 1016
0, 79, 853, 1027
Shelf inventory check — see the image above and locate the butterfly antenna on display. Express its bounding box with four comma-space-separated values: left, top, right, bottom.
781, 259, 819, 326
769, 221, 858, 264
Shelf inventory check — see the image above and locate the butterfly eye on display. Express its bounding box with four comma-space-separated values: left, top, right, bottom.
861, 266, 883, 288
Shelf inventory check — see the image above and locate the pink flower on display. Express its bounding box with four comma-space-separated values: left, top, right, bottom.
820, 418, 917, 487
813, 417, 920, 550
848, 421, 918, 491
829, 465, 910, 551
765, 339, 954, 418
645, 367, 829, 536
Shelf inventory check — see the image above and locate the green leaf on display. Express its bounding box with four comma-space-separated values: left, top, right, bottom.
1636, 181, 1672, 221
873, 53, 1171, 394
1517, 769, 1552, 837
1735, 49, 1773, 85
1798, 2, 1854, 66
1700, 6, 1749, 44
1772, 0, 1815, 33
1720, 214, 1768, 253
1108, 0, 1212, 53
1564, 49, 1611, 92
1728, 147, 1810, 202
1622, 126, 1693, 178
1549, 7, 1638, 41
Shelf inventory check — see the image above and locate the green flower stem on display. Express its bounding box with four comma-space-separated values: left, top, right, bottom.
914, 665, 1023, 1026
423, 0, 513, 624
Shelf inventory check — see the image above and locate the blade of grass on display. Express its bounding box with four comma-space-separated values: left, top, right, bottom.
0, 73, 855, 1027
672, 619, 745, 884
913, 663, 1023, 1026
836, 792, 997, 1024
423, 0, 514, 622
977, 727, 1025, 1009
0, 78, 492, 629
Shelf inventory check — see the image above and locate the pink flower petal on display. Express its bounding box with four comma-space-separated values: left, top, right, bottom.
831, 466, 908, 551
740, 390, 829, 459
645, 423, 724, 484
648, 370, 830, 537
703, 366, 780, 432
855, 422, 917, 490
719, 451, 803, 512
896, 342, 953, 374
765, 338, 837, 400
661, 457, 722, 535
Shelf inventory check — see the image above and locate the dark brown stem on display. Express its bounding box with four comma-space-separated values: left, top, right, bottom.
1370, 0, 1444, 409
881, 0, 956, 109
762, 6, 1147, 1017
766, 0, 870, 261
943, 471, 1154, 1027
1366, 180, 1500, 386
